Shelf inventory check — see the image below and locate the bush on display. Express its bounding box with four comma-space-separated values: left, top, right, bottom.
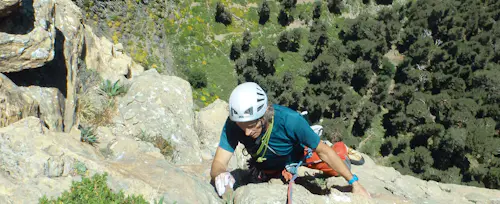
137, 130, 175, 159
215, 2, 232, 26
39, 173, 150, 204
100, 79, 129, 97
258, 1, 270, 25
187, 68, 208, 88
79, 126, 98, 145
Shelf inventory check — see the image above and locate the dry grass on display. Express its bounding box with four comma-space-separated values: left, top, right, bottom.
77, 90, 116, 127
137, 130, 175, 158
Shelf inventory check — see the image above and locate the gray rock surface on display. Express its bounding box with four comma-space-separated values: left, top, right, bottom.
0, 73, 40, 128
0, 117, 222, 204
54, 0, 85, 132
83, 26, 144, 83
0, 0, 55, 71
113, 69, 202, 165
20, 86, 64, 131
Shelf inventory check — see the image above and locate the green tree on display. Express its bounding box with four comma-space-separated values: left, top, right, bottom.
277, 31, 290, 52
405, 96, 432, 125
215, 2, 232, 26
309, 20, 328, 48
371, 75, 391, 104
411, 123, 444, 148
351, 59, 373, 94
277, 29, 301, 52
409, 146, 434, 174
187, 67, 208, 88
278, 8, 294, 26
375, 0, 393, 5
466, 118, 498, 163
313, 1, 322, 19
339, 92, 361, 120
326, 0, 342, 14
352, 101, 378, 136
242, 30, 252, 52
251, 46, 277, 77
258, 1, 270, 25
279, 0, 297, 10
230, 41, 242, 61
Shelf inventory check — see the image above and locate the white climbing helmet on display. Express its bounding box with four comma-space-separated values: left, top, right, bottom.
228, 82, 268, 122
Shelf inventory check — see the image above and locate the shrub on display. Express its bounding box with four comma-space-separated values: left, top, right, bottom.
80, 126, 98, 145
215, 2, 232, 26
77, 91, 115, 127
258, 1, 270, 25
39, 173, 150, 204
187, 68, 208, 88
137, 130, 175, 158
100, 79, 129, 97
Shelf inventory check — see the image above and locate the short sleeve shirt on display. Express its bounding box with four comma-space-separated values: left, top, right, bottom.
218, 104, 321, 170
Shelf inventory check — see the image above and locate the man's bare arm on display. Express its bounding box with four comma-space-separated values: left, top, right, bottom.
210, 147, 234, 181
315, 142, 354, 180
315, 142, 371, 197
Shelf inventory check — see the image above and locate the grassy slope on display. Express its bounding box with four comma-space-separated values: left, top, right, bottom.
166, 0, 347, 106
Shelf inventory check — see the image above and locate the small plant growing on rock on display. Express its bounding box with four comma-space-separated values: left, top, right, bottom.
153, 136, 174, 158
137, 130, 175, 158
39, 173, 149, 203
154, 197, 165, 204
100, 79, 129, 97
80, 126, 98, 145
73, 161, 88, 176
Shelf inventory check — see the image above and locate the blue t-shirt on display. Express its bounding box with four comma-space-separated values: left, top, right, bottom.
218, 104, 321, 170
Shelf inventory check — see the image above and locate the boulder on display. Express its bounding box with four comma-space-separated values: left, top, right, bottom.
19, 86, 64, 131
0, 0, 55, 71
0, 117, 223, 204
195, 99, 228, 160
113, 69, 202, 165
83, 26, 144, 83
53, 0, 85, 132
0, 73, 39, 127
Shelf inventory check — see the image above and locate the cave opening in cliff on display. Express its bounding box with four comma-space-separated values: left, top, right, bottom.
0, 0, 35, 34
4, 29, 68, 98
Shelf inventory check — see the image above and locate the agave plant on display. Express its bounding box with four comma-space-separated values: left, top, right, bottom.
100, 79, 128, 97
80, 126, 98, 145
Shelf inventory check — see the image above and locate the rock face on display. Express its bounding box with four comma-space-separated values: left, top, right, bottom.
19, 86, 64, 131
53, 0, 85, 132
113, 69, 202, 165
0, 0, 56, 71
0, 117, 221, 204
0, 73, 39, 127
195, 99, 228, 160
230, 154, 500, 204
83, 26, 144, 83
0, 0, 20, 18
1, 0, 500, 203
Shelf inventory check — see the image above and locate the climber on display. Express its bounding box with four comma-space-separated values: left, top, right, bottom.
210, 82, 371, 198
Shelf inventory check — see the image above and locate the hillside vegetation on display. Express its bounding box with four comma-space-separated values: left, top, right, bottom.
75, 0, 500, 189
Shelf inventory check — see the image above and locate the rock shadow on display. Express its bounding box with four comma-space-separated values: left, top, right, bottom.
0, 0, 35, 34
4, 29, 67, 97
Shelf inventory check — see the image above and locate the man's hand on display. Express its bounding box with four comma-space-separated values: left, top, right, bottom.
352, 181, 371, 198
215, 172, 235, 196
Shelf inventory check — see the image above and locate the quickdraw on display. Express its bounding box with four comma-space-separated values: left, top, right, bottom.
286, 147, 313, 204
